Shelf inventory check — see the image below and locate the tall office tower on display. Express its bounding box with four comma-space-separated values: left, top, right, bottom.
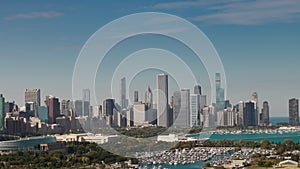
83, 101, 90, 116
134, 91, 139, 102
203, 106, 214, 128
38, 106, 48, 123
261, 101, 270, 126
145, 86, 153, 108
244, 101, 257, 126
173, 91, 181, 125
194, 85, 202, 95
215, 73, 225, 111
190, 94, 200, 127
25, 102, 37, 117
133, 102, 147, 125
74, 100, 83, 116
217, 108, 235, 127
103, 99, 115, 126
45, 96, 60, 124
251, 92, 259, 125
157, 74, 169, 127
0, 94, 5, 129
82, 89, 90, 116
173, 89, 190, 128
289, 98, 299, 126
61, 100, 72, 116
238, 101, 245, 126
126, 107, 134, 127
120, 77, 128, 108
200, 95, 207, 110
25, 89, 41, 106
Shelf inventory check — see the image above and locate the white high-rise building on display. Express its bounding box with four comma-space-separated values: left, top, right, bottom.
133, 102, 147, 126
190, 94, 200, 127
157, 74, 169, 127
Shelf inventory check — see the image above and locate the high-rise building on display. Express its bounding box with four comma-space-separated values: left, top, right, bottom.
203, 106, 214, 128
133, 102, 147, 125
173, 91, 181, 125
251, 92, 259, 125
215, 73, 225, 111
103, 99, 115, 126
4, 101, 15, 113
38, 106, 48, 123
82, 89, 90, 116
289, 98, 299, 126
25, 102, 37, 117
217, 108, 235, 127
25, 89, 41, 106
0, 94, 5, 129
238, 101, 245, 126
157, 74, 169, 127
120, 77, 128, 108
173, 89, 190, 128
261, 101, 270, 126
145, 86, 153, 108
126, 107, 134, 127
194, 85, 202, 95
244, 101, 257, 126
200, 95, 207, 110
45, 96, 60, 124
74, 100, 83, 116
190, 94, 200, 127
134, 91, 139, 102
61, 100, 72, 116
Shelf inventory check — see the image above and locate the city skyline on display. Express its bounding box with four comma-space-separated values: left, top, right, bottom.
1, 1, 300, 117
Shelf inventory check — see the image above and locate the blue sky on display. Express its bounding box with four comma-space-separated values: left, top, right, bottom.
1, 0, 300, 117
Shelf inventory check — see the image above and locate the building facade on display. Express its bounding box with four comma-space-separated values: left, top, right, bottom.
289, 98, 299, 126
157, 74, 169, 127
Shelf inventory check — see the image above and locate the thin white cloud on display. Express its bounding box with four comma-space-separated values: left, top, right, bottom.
190, 0, 300, 25
153, 0, 300, 25
5, 11, 63, 20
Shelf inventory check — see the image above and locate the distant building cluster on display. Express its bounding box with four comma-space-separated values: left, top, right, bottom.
0, 73, 299, 136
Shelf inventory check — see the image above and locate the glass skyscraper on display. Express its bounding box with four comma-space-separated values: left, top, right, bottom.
215, 73, 225, 111
157, 74, 169, 127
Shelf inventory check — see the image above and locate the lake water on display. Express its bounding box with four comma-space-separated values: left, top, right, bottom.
141, 117, 299, 169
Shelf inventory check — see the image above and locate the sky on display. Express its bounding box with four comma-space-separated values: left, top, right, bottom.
1, 0, 300, 117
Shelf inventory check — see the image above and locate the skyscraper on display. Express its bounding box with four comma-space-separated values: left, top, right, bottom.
120, 77, 128, 108
103, 99, 115, 126
82, 89, 90, 117
134, 91, 139, 102
238, 101, 245, 126
157, 74, 169, 127
174, 89, 190, 128
194, 85, 202, 95
61, 100, 72, 116
173, 91, 181, 125
25, 89, 41, 106
261, 101, 270, 126
244, 101, 257, 126
190, 94, 200, 127
215, 73, 225, 111
145, 86, 153, 108
251, 92, 259, 125
0, 94, 5, 129
45, 96, 60, 124
289, 98, 299, 126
